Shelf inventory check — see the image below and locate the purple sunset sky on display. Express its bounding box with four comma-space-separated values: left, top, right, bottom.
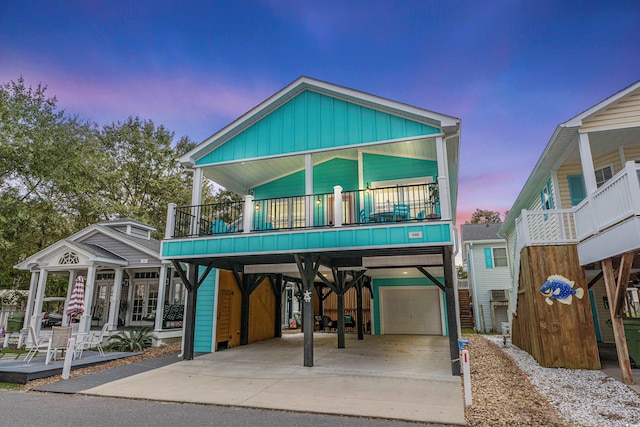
2, 0, 639, 225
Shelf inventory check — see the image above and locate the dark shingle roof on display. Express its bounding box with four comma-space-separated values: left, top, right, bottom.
460, 223, 504, 243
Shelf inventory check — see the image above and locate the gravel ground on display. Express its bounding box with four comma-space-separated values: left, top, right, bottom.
469, 335, 640, 427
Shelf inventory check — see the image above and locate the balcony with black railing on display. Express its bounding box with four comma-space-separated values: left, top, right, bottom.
166, 183, 441, 239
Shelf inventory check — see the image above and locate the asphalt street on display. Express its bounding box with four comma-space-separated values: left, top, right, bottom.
0, 390, 445, 427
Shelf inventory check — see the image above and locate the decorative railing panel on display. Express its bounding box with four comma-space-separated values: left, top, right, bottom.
515, 209, 577, 250
168, 183, 442, 239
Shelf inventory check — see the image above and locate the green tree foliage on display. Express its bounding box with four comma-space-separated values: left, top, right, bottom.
0, 78, 206, 288
466, 209, 502, 224
0, 77, 101, 287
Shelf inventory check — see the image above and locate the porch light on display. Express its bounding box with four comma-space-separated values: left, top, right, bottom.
316, 197, 322, 206
365, 183, 370, 194
255, 204, 260, 211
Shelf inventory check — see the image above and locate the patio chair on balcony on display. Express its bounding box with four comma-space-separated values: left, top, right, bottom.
359, 209, 371, 223
415, 210, 425, 221
393, 204, 410, 221
211, 219, 229, 234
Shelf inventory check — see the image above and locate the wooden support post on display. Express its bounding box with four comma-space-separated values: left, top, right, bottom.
602, 257, 634, 384
295, 254, 320, 367
273, 275, 283, 338
240, 274, 251, 346
183, 263, 199, 360
336, 271, 346, 349
356, 280, 364, 340
443, 246, 460, 376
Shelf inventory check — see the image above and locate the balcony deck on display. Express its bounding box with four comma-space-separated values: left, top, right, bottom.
162, 183, 454, 264
515, 161, 640, 265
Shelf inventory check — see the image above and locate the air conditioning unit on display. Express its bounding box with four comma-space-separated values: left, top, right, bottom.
490, 289, 509, 302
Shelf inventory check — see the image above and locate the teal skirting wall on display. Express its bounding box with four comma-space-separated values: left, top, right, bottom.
372, 277, 448, 336
194, 268, 217, 353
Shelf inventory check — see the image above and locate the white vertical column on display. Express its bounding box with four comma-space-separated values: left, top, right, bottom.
190, 167, 204, 236
165, 203, 176, 239
108, 268, 124, 331
305, 154, 313, 227
79, 266, 97, 334
243, 194, 254, 233
333, 185, 343, 227
23, 271, 39, 330
30, 269, 48, 337
435, 136, 452, 220
155, 264, 169, 331
579, 132, 597, 195
61, 272, 75, 326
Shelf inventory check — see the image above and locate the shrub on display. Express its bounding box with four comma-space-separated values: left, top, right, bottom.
107, 328, 153, 352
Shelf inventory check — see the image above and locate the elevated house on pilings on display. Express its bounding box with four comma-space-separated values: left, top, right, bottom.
162, 76, 462, 374
500, 81, 640, 384
14, 218, 186, 346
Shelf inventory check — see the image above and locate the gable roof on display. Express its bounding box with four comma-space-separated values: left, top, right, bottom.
500, 80, 640, 236
180, 76, 460, 167
461, 223, 504, 243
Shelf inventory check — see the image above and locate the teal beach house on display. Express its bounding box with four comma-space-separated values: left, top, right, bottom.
162, 77, 462, 374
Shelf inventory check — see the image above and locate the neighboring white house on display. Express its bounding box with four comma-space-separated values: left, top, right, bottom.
461, 223, 511, 332
14, 218, 185, 345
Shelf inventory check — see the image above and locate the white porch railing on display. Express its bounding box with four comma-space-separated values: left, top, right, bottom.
515, 209, 577, 250
575, 161, 640, 240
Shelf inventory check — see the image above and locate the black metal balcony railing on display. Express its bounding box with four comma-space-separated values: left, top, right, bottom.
171, 183, 440, 238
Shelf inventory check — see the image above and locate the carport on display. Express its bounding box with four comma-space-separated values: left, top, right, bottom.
83, 333, 466, 425
169, 245, 460, 375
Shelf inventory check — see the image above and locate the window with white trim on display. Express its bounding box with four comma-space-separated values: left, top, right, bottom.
594, 165, 613, 187
492, 247, 508, 268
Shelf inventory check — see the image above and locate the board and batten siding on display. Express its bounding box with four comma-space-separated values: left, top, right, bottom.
80, 234, 161, 268
362, 153, 438, 185
580, 90, 640, 133
469, 243, 511, 332
196, 90, 441, 166
194, 268, 217, 353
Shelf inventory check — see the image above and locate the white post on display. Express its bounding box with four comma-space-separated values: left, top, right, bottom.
79, 266, 97, 334
462, 347, 472, 407
626, 161, 640, 214
333, 185, 343, 227
165, 203, 177, 239
155, 264, 169, 331
579, 132, 597, 195
435, 136, 451, 220
305, 154, 313, 227
23, 271, 39, 330
62, 272, 75, 326
107, 268, 124, 331
189, 168, 204, 236
62, 337, 75, 380
30, 269, 48, 338
243, 194, 254, 233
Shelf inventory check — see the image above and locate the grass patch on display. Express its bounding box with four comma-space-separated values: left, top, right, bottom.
461, 328, 476, 335
0, 382, 21, 390
0, 348, 26, 354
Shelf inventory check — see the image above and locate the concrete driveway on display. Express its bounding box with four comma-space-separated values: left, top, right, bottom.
82, 333, 465, 425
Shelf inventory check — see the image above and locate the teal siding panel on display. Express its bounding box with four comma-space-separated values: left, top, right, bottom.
371, 277, 442, 335
254, 170, 305, 198
484, 247, 493, 269
195, 90, 440, 165
162, 223, 452, 258
567, 174, 586, 206
313, 158, 359, 193
194, 268, 217, 353
363, 153, 438, 184
253, 158, 357, 197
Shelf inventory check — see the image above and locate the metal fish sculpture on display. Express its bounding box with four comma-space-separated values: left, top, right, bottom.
540, 275, 584, 305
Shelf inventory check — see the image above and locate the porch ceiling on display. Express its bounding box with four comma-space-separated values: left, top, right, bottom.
564, 126, 640, 163
202, 137, 439, 194
181, 245, 447, 282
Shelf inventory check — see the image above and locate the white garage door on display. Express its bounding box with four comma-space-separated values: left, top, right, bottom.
380, 287, 442, 335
